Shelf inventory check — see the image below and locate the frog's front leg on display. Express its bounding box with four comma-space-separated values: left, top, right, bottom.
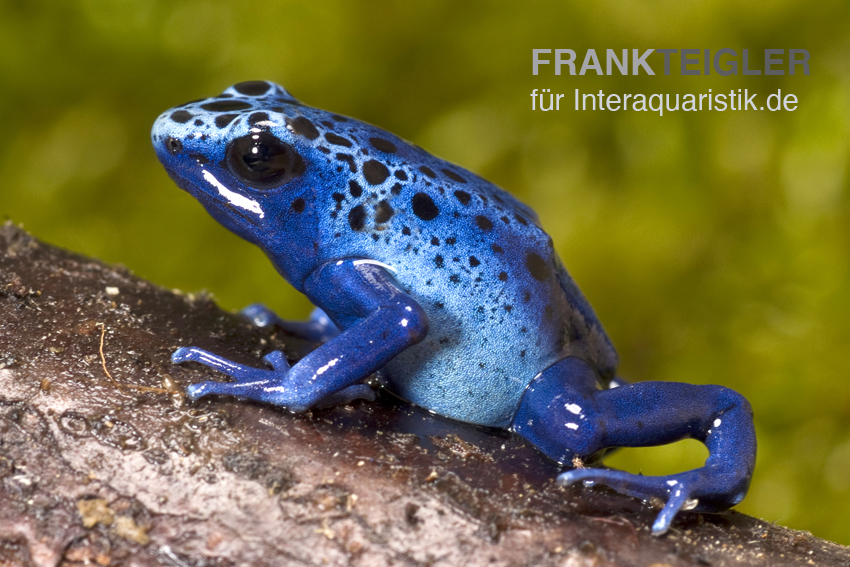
512, 357, 755, 535
240, 304, 340, 342
174, 259, 427, 412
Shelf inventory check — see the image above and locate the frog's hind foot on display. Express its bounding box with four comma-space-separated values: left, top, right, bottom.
557, 468, 740, 535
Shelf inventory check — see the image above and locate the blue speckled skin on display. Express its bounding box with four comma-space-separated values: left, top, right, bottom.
152, 81, 756, 535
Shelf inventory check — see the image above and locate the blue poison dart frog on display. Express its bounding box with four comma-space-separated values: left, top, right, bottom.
152, 81, 756, 535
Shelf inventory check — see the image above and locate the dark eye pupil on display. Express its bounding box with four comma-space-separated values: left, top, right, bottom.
226, 132, 304, 188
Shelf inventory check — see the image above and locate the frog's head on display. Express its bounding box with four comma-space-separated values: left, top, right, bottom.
152, 80, 455, 281
153, 81, 364, 271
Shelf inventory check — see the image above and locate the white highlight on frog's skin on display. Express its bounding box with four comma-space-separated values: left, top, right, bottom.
315, 357, 339, 376
401, 319, 409, 327
565, 403, 582, 415
714, 418, 722, 428
250, 123, 279, 131
565, 422, 578, 430
353, 259, 396, 272
201, 170, 265, 218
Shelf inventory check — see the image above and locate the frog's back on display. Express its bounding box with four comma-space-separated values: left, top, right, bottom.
303, 118, 619, 427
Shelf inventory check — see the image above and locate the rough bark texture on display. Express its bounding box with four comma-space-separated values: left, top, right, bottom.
0, 220, 847, 567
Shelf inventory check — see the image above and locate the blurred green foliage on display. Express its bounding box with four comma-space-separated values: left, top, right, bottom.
2, 0, 849, 543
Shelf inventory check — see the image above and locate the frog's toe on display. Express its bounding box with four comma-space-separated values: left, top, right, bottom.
558, 467, 658, 500
172, 347, 193, 364
186, 380, 223, 402
557, 468, 699, 536
172, 346, 274, 382
651, 485, 695, 535
262, 350, 291, 372
240, 303, 279, 327
172, 346, 230, 367
314, 384, 376, 408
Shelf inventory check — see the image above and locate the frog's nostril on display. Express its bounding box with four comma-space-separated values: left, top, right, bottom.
165, 137, 183, 155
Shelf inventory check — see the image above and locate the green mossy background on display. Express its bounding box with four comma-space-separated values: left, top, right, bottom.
2, 0, 849, 544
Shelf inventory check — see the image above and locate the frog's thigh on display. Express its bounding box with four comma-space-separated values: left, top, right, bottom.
511, 357, 603, 464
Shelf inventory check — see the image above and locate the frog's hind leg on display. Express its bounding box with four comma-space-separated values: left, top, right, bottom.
511, 356, 755, 535
241, 304, 340, 342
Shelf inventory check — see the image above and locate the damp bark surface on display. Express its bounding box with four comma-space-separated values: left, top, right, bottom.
0, 221, 847, 567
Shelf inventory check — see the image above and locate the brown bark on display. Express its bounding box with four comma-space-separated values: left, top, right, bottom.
0, 220, 847, 567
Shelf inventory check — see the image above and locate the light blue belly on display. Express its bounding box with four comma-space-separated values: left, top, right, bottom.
381, 281, 561, 428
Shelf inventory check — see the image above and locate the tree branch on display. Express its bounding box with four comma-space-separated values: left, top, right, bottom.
1, 221, 847, 566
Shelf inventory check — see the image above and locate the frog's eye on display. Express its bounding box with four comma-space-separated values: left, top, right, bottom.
225, 132, 305, 189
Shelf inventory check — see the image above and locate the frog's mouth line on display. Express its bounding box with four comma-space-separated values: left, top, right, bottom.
219, 200, 262, 228
164, 165, 263, 229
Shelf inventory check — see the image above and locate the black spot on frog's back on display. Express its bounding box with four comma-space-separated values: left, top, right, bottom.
248, 112, 269, 126
374, 200, 394, 224
525, 252, 550, 282
289, 117, 319, 140
369, 137, 397, 154
215, 114, 238, 128
201, 100, 253, 112
325, 133, 352, 147
363, 160, 390, 185
419, 166, 436, 179
170, 110, 193, 123
454, 190, 471, 206
475, 216, 493, 231
349, 180, 363, 197
442, 169, 467, 183
412, 193, 439, 221
232, 81, 272, 96
348, 205, 367, 231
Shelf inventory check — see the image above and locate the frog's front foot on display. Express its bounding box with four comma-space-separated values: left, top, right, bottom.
174, 346, 293, 403
173, 347, 374, 410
